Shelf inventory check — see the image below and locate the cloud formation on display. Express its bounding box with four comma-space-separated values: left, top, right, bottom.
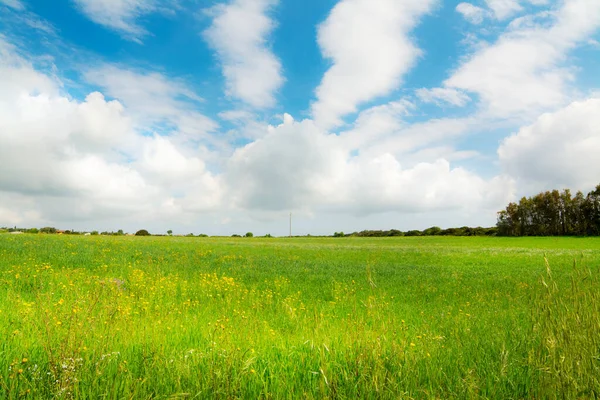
203, 0, 283, 108
311, 0, 436, 129
456, 3, 487, 24
226, 115, 511, 216
499, 97, 600, 192
84, 65, 218, 140
0, 0, 24, 10
446, 0, 600, 119
416, 88, 471, 107
72, 0, 163, 42
0, 37, 222, 228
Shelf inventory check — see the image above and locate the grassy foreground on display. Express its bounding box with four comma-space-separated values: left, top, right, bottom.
1, 235, 599, 399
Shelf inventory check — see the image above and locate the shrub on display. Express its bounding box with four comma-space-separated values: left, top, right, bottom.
135, 229, 150, 236
245, 232, 254, 237
198, 234, 208, 237
333, 232, 345, 237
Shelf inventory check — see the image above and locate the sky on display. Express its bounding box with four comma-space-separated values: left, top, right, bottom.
0, 0, 599, 236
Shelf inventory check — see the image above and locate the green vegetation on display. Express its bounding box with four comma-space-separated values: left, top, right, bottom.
1, 235, 599, 398
497, 184, 600, 236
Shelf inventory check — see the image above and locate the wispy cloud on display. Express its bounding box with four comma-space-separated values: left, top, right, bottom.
84, 64, 218, 139
416, 88, 471, 107
0, 0, 24, 10
72, 0, 167, 43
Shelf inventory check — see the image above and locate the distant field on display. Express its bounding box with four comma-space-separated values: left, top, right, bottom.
1, 235, 599, 398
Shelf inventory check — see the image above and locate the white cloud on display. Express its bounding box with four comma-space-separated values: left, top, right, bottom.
416, 87, 471, 107
84, 65, 218, 140
498, 97, 600, 192
484, 0, 522, 20
72, 0, 163, 42
0, 0, 24, 10
456, 3, 487, 24
218, 109, 255, 122
0, 36, 223, 228
203, 0, 283, 109
446, 0, 600, 119
311, 0, 436, 129
226, 116, 512, 215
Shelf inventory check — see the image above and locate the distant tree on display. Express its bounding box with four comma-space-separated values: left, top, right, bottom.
405, 230, 422, 237
497, 183, 600, 236
333, 232, 345, 237
245, 232, 253, 237
585, 185, 600, 235
91, 231, 99, 235
264, 233, 272, 238
116, 229, 124, 236
135, 229, 150, 236
167, 230, 173, 236
26, 228, 39, 234
198, 234, 208, 237
40, 227, 57, 234
423, 226, 442, 236
185, 233, 194, 237
232, 234, 241, 237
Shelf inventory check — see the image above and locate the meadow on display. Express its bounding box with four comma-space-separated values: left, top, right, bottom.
1, 234, 599, 399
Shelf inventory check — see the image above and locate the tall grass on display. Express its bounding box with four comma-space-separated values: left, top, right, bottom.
0, 235, 599, 398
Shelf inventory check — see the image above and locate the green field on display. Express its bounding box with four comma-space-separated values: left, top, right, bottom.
1, 235, 599, 399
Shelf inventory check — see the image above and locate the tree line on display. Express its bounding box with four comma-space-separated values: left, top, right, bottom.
496, 185, 600, 236
335, 226, 498, 237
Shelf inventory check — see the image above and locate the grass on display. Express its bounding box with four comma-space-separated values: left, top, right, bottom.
0, 234, 599, 398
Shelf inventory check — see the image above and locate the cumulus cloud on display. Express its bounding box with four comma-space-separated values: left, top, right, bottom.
226, 115, 512, 215
456, 3, 487, 24
72, 0, 166, 42
498, 97, 600, 192
203, 0, 283, 108
446, 0, 600, 119
416, 87, 471, 107
311, 0, 436, 129
0, 36, 222, 227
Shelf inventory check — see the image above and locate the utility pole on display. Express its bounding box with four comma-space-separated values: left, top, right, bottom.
289, 212, 292, 238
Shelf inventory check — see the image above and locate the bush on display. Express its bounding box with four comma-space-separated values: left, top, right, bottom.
232, 234, 241, 238
198, 234, 208, 237
333, 232, 345, 237
91, 231, 99, 235
245, 232, 254, 237
135, 229, 150, 236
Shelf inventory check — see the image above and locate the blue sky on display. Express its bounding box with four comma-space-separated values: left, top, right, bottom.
0, 0, 599, 235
